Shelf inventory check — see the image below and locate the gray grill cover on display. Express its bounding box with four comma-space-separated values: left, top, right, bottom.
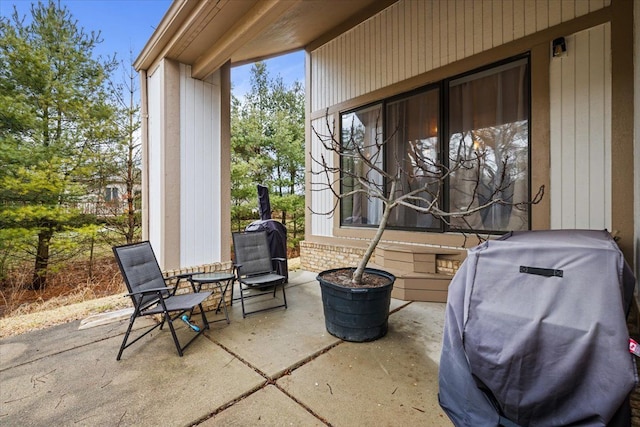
439, 230, 637, 426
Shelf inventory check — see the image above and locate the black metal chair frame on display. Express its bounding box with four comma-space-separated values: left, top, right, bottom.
232, 231, 287, 318
113, 241, 211, 360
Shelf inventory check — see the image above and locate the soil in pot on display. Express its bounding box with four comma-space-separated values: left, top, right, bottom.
319, 269, 391, 288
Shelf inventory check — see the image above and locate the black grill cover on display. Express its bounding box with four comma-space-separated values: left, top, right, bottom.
245, 219, 288, 282
439, 229, 637, 426
257, 184, 272, 220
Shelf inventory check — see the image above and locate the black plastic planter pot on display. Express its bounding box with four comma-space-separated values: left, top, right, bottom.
317, 268, 395, 342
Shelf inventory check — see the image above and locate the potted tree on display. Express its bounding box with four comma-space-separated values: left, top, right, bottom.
310, 110, 543, 342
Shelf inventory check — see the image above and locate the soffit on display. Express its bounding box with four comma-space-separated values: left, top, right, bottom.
135, 0, 394, 78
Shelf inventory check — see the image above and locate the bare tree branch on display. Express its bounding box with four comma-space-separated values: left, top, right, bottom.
309, 110, 543, 285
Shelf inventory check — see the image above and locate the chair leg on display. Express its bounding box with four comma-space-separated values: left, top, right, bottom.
198, 303, 210, 329
159, 314, 167, 330
236, 280, 288, 317
281, 282, 287, 308
117, 315, 137, 361
164, 313, 184, 357
240, 283, 248, 318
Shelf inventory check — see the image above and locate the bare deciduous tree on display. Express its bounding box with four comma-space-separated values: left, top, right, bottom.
310, 110, 544, 286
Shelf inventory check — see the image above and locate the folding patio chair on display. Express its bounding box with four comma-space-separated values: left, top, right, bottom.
232, 231, 287, 317
112, 241, 211, 360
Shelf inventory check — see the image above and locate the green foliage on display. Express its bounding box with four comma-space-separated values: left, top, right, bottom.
231, 61, 305, 243
0, 1, 120, 288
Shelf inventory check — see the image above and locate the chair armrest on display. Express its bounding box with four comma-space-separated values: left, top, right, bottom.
166, 273, 195, 280
124, 286, 177, 298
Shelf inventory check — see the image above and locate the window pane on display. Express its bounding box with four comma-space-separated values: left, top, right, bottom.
386, 88, 442, 229
448, 59, 530, 231
340, 104, 383, 226
105, 187, 118, 202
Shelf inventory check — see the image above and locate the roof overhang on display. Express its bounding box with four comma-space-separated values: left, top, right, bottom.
134, 0, 397, 79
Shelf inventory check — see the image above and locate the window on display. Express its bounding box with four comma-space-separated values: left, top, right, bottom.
340, 104, 383, 226
105, 187, 119, 202
386, 87, 442, 230
339, 56, 530, 233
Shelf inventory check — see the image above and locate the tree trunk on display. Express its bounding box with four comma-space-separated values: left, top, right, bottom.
125, 142, 135, 243
352, 181, 397, 286
31, 228, 53, 290
125, 78, 136, 244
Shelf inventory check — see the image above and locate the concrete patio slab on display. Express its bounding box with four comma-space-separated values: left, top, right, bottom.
0, 317, 156, 369
0, 320, 265, 427
201, 384, 324, 426
210, 275, 341, 378
390, 300, 446, 366
276, 300, 449, 426
0, 270, 453, 426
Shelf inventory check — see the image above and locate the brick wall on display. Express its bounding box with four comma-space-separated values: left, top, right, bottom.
436, 259, 462, 275
301, 240, 463, 276
300, 241, 368, 272
164, 261, 233, 312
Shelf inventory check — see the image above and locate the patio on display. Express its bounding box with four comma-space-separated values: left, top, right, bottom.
0, 270, 451, 426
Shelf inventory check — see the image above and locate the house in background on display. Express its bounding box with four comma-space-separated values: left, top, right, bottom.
134, 0, 638, 302
77, 177, 141, 218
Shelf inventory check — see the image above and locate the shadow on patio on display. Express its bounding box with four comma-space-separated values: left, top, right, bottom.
0, 270, 451, 426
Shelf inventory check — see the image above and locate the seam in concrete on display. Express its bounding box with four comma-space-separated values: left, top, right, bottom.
186, 381, 268, 426
390, 300, 413, 315
191, 283, 410, 426
273, 382, 333, 426
197, 333, 344, 426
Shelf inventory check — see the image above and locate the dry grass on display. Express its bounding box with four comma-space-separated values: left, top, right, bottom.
1, 257, 125, 315
0, 256, 303, 339
0, 257, 128, 338
0, 293, 130, 338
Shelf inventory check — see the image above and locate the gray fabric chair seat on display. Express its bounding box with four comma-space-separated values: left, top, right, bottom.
240, 273, 284, 286
142, 292, 211, 315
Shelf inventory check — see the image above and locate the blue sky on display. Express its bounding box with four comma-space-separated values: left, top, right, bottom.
0, 0, 304, 98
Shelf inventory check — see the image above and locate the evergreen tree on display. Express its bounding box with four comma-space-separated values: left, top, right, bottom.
230, 61, 305, 245
0, 1, 118, 289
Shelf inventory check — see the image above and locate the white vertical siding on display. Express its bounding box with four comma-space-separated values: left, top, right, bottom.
180, 65, 223, 265
549, 23, 611, 230
310, 0, 610, 112
147, 63, 163, 255
310, 117, 335, 237
308, 0, 612, 239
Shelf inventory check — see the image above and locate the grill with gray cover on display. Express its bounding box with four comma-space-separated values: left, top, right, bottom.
439, 229, 637, 426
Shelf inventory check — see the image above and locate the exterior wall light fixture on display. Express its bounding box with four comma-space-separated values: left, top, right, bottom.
552, 37, 567, 58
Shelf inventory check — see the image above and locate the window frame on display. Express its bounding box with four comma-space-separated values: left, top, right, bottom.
338, 54, 532, 235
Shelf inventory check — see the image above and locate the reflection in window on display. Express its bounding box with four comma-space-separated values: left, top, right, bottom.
448, 59, 529, 231
386, 88, 442, 230
338, 56, 530, 234
340, 104, 383, 226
